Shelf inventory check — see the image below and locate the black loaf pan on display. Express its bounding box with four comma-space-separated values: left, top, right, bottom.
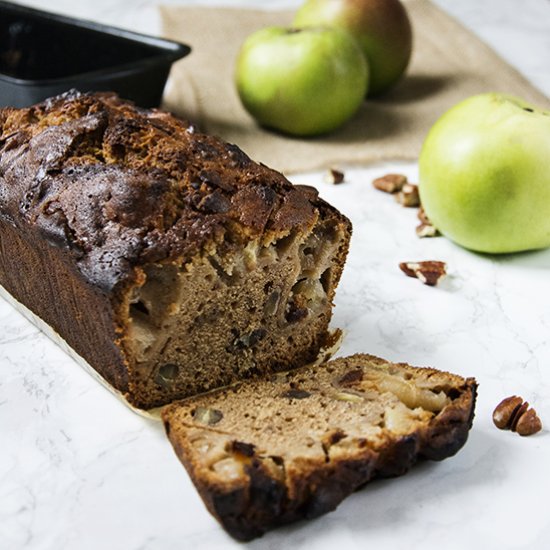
0, 0, 191, 108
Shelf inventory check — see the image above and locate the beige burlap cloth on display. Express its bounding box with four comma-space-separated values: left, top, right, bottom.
160, 0, 549, 174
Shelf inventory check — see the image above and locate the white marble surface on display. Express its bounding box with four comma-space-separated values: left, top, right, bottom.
2, 1, 550, 549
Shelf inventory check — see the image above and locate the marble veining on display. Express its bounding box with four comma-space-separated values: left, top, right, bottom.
2, 1, 550, 549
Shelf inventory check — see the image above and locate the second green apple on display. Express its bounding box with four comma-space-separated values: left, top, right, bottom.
235, 26, 368, 137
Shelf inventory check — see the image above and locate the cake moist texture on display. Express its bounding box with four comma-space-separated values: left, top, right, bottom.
0, 90, 351, 409
162, 354, 477, 541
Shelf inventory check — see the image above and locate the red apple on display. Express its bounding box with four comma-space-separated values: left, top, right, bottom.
294, 0, 412, 96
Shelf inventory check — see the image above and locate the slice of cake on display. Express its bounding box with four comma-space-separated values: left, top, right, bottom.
162, 353, 477, 541
0, 90, 351, 409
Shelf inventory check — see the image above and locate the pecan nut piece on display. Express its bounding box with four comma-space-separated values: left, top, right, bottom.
417, 206, 430, 224
492, 395, 542, 436
399, 260, 447, 286
395, 183, 420, 207
515, 408, 543, 436
372, 173, 407, 194
492, 396, 524, 429
416, 222, 440, 238
416, 207, 440, 237
325, 168, 345, 185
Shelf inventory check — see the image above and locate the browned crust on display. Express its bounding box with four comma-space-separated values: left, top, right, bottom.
0, 217, 130, 391
162, 357, 477, 541
0, 90, 350, 292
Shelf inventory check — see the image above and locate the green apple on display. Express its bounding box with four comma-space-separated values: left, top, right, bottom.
293, 0, 412, 97
419, 93, 550, 254
235, 26, 368, 137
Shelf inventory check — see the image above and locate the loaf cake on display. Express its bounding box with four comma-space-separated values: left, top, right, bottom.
162, 353, 477, 541
0, 90, 351, 409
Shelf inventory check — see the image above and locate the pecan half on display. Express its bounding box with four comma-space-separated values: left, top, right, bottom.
399, 261, 447, 286
372, 173, 407, 194
395, 183, 420, 207
493, 396, 542, 436
515, 408, 543, 436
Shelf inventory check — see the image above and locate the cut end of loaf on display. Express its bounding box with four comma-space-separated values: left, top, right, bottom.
121, 215, 349, 408
162, 354, 477, 541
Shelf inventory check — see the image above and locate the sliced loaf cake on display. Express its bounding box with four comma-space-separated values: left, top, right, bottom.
162, 353, 477, 540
